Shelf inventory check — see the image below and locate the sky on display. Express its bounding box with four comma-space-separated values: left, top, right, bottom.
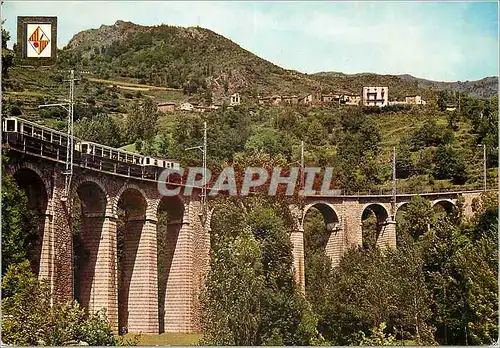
1, 1, 498, 82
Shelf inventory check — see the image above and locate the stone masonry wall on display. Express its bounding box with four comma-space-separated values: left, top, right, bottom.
163, 203, 195, 332
324, 227, 344, 268
52, 170, 74, 302
119, 219, 159, 333
190, 200, 210, 332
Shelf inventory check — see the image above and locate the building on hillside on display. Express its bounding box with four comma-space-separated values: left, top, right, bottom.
259, 91, 361, 107
257, 96, 269, 105
388, 100, 407, 106
157, 102, 176, 112
257, 95, 284, 105
343, 94, 361, 106
179, 102, 194, 111
193, 103, 217, 112
363, 87, 388, 107
388, 95, 427, 107
230, 93, 241, 106
321, 92, 343, 104
282, 95, 299, 104
405, 95, 426, 105
270, 95, 283, 105
301, 94, 315, 104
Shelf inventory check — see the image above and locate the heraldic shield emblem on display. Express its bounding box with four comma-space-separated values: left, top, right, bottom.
28, 25, 51, 55
17, 16, 57, 65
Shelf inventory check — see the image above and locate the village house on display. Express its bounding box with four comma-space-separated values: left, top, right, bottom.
405, 95, 426, 105
388, 95, 427, 106
270, 95, 283, 105
343, 94, 361, 106
321, 92, 343, 103
301, 94, 314, 104
178, 102, 195, 111
282, 95, 299, 104
258, 95, 281, 105
363, 87, 389, 107
260, 91, 361, 107
230, 93, 241, 106
157, 102, 176, 112
258, 96, 269, 105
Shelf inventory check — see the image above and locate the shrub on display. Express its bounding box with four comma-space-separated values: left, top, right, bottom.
1, 261, 119, 346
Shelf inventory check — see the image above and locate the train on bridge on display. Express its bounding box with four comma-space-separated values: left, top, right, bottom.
2, 116, 181, 181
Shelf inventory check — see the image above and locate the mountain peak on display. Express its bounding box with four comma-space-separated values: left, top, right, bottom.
60, 22, 498, 99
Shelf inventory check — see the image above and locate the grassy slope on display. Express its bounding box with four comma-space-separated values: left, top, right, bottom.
120, 143, 137, 153
3, 65, 186, 120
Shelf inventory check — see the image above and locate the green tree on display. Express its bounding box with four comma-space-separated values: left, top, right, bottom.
126, 98, 159, 146
396, 140, 414, 178
437, 92, 447, 111
303, 208, 334, 344
410, 119, 451, 150
361, 212, 378, 250
2, 261, 117, 346
244, 127, 284, 157
306, 119, 328, 146
335, 113, 382, 192
351, 323, 397, 346
2, 21, 15, 80
315, 245, 435, 345
1, 173, 38, 274
434, 145, 467, 184
247, 202, 322, 345
201, 197, 323, 345
75, 113, 122, 148
420, 192, 498, 345
397, 196, 434, 246
200, 230, 265, 345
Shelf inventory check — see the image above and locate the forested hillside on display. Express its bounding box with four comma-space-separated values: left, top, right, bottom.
59, 20, 324, 102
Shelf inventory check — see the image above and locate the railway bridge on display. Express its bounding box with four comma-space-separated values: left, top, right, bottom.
289, 189, 484, 292
2, 118, 487, 334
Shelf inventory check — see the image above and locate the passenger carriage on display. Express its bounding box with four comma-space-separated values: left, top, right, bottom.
75, 141, 144, 177
3, 116, 181, 181
2, 116, 70, 161
143, 156, 181, 180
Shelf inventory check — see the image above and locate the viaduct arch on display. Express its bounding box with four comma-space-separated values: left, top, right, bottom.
11, 166, 50, 277
302, 202, 344, 269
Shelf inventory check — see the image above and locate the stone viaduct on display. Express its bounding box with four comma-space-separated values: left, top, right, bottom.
289, 190, 483, 293
3, 130, 486, 335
